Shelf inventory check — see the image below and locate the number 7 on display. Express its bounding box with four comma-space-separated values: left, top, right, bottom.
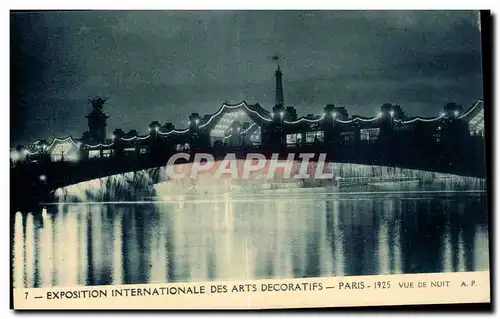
25, 292, 28, 299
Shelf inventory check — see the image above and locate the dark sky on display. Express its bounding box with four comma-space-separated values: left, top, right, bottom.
10, 10, 483, 146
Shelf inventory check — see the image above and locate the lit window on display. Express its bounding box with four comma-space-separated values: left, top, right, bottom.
103, 149, 112, 158
176, 143, 190, 151
360, 128, 380, 142
305, 131, 324, 143
89, 150, 100, 159
287, 133, 304, 146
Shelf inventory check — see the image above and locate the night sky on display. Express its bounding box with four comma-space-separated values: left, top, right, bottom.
10, 10, 483, 146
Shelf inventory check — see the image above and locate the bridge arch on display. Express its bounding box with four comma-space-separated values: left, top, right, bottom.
45, 157, 486, 204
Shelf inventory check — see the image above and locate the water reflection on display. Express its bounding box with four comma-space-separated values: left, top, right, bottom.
12, 192, 489, 288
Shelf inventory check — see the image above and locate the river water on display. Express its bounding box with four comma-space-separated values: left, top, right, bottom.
12, 186, 489, 289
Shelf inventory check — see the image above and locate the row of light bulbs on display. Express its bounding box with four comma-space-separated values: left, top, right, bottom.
271, 109, 461, 120
129, 109, 464, 140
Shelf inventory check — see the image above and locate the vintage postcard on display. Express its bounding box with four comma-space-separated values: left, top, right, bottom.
10, 10, 490, 310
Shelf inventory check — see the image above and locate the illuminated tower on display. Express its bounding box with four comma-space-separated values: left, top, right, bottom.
85, 97, 109, 143
270, 61, 286, 147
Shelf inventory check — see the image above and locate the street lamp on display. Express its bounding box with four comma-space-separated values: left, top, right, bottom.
378, 112, 383, 118
454, 110, 459, 117
389, 110, 395, 117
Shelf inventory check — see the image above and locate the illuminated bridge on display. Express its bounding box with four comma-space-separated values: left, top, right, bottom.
10, 67, 487, 209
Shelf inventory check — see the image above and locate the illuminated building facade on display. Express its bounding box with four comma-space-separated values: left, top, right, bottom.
13, 66, 485, 167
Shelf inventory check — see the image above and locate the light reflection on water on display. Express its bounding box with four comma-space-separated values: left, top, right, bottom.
12, 192, 489, 288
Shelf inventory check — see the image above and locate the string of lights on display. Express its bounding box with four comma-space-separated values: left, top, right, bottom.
26, 149, 39, 155
395, 116, 445, 124
157, 128, 190, 136
240, 122, 257, 134
336, 115, 381, 124
284, 115, 326, 124
120, 134, 151, 142
198, 102, 273, 129
86, 142, 115, 149
458, 100, 483, 120
224, 128, 261, 141
46, 136, 80, 150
